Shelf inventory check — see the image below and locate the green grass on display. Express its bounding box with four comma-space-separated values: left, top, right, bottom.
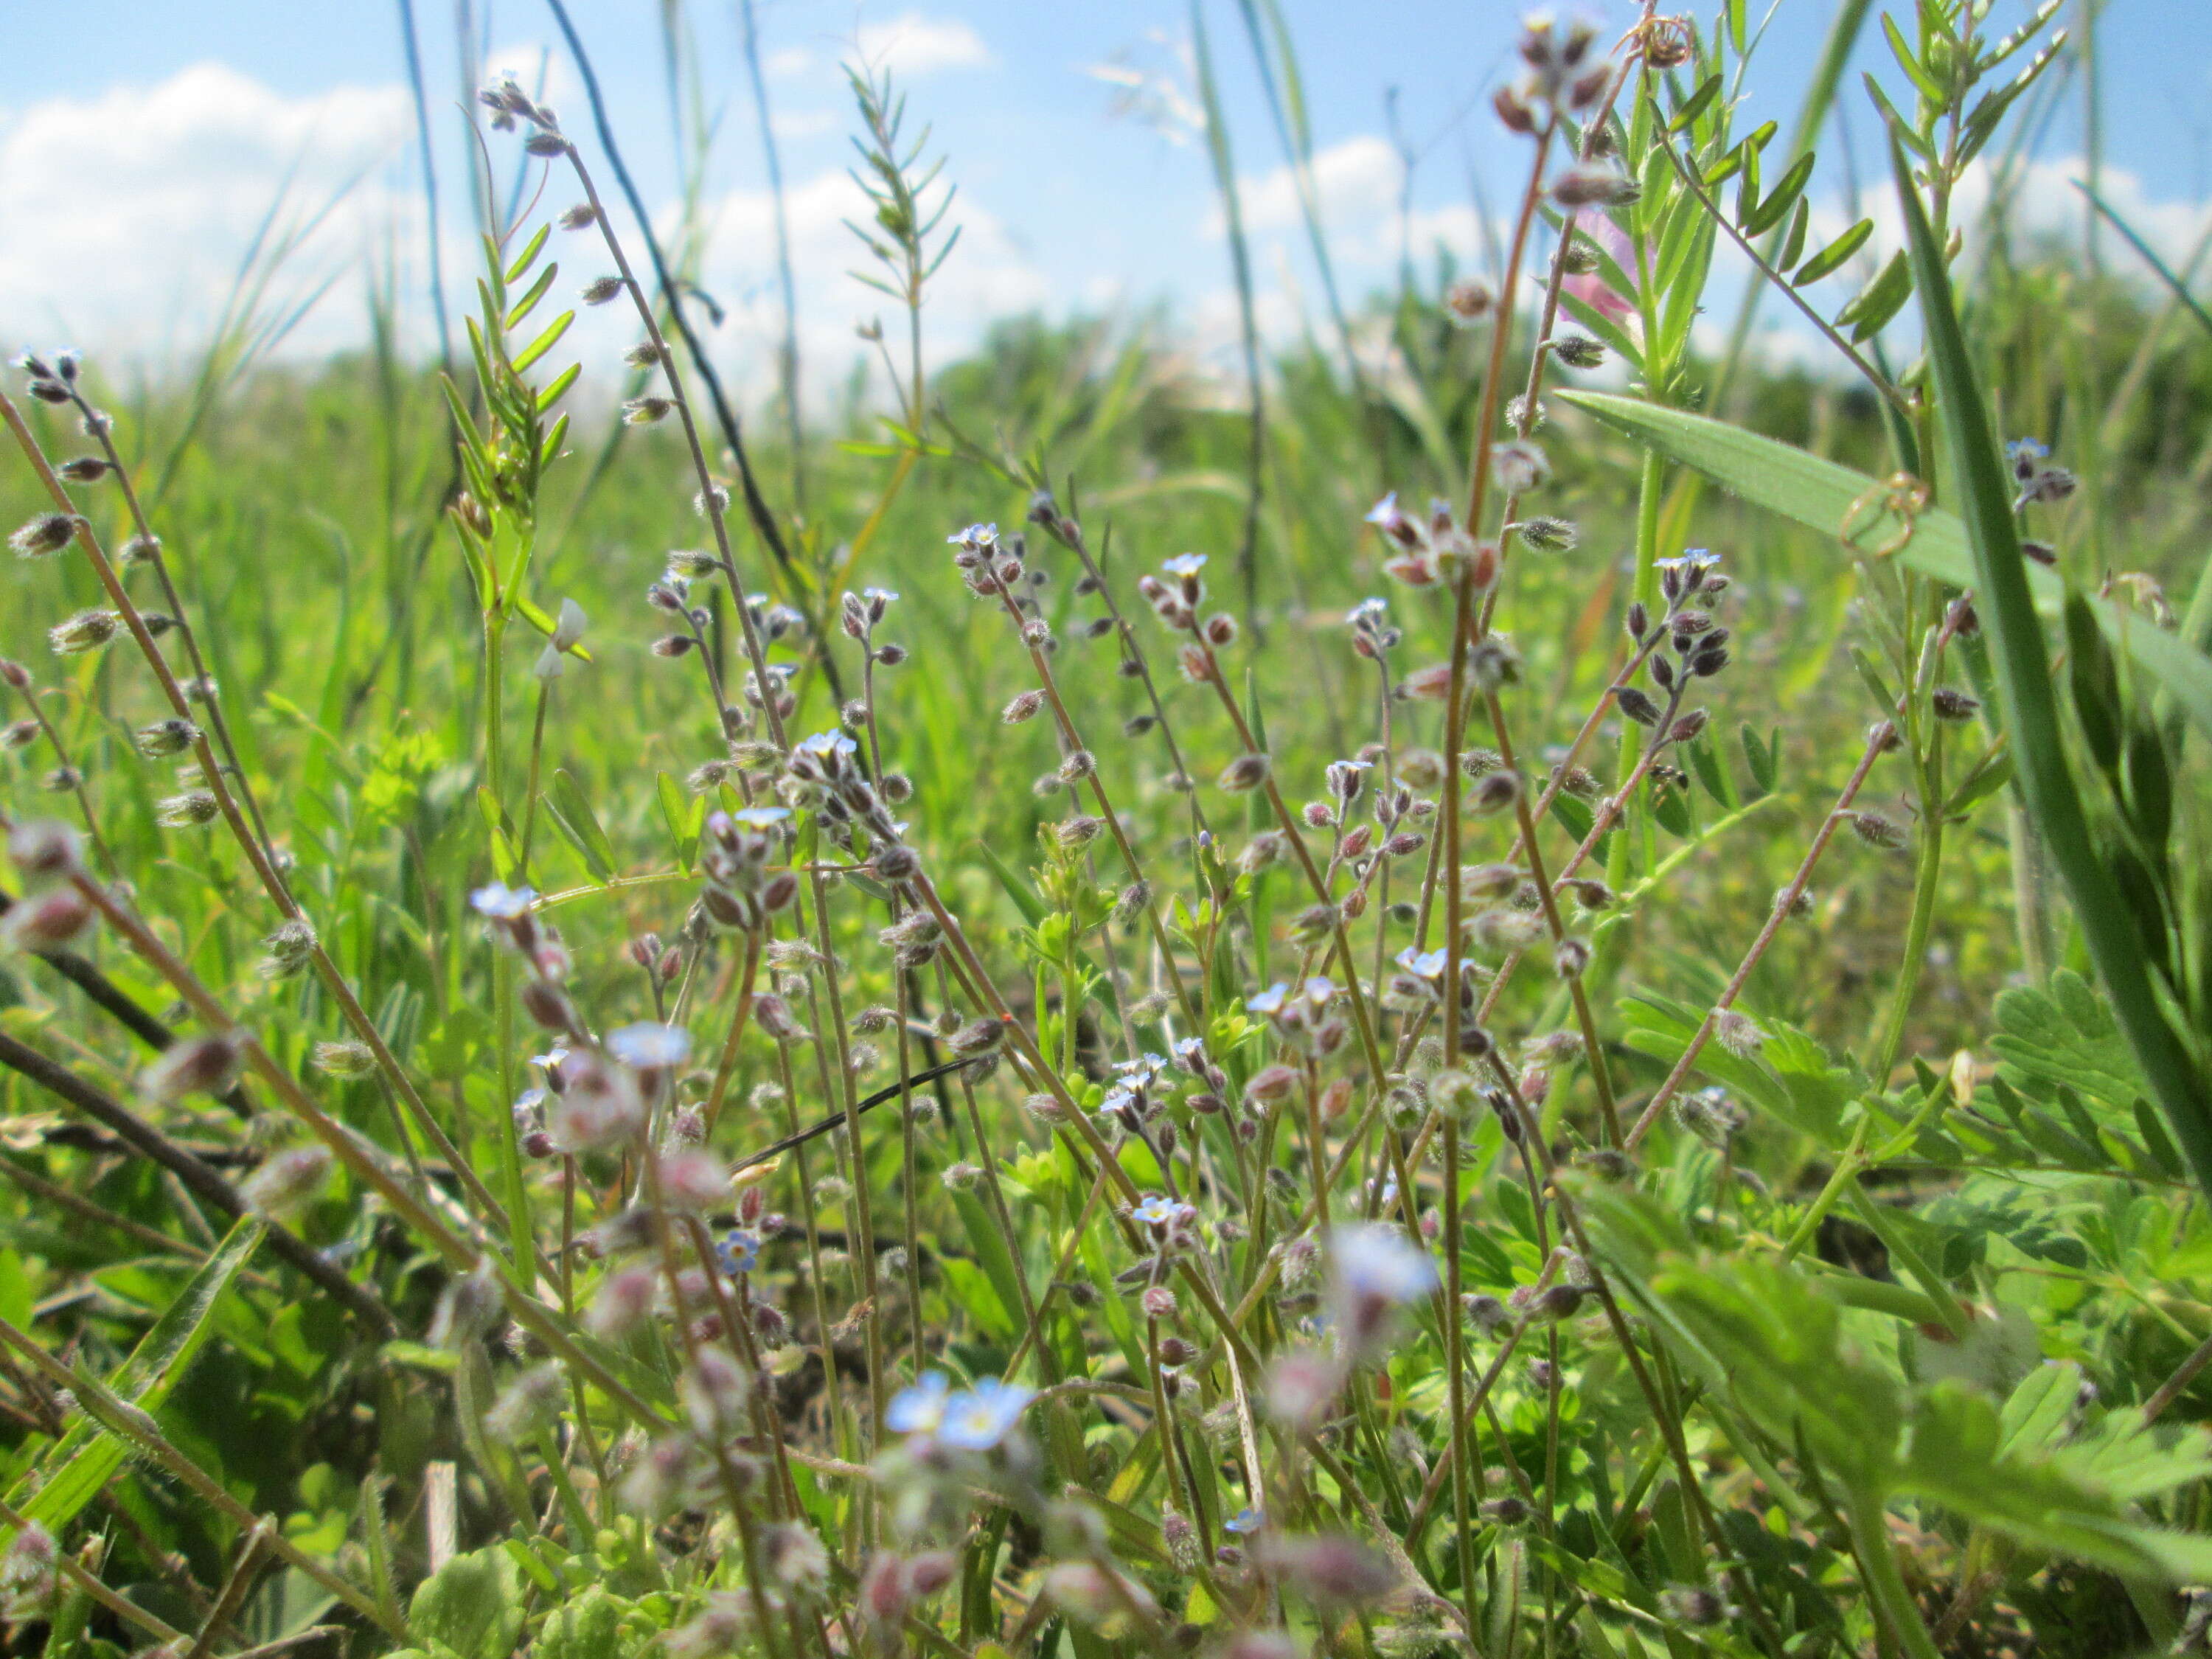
1, 7, 2211, 1659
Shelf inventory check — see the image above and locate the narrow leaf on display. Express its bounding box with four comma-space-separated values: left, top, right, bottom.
1888, 133, 2212, 1204
1553, 391, 2212, 748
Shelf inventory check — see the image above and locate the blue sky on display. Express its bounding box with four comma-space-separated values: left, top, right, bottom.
5, 1, 2209, 395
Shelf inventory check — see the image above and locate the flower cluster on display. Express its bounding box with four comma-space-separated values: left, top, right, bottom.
886, 1371, 1036, 1453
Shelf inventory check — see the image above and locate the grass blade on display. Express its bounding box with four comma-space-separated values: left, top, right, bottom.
1890, 134, 2212, 1203
3, 1217, 265, 1540
2074, 180, 2212, 343
1555, 389, 2212, 748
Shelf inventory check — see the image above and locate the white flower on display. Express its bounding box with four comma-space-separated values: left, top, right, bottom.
552, 597, 588, 650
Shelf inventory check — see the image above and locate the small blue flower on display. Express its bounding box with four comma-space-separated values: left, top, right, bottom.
1363, 494, 1413, 537
887, 1370, 953, 1435
1133, 1194, 1178, 1227
1114, 1051, 1169, 1085
947, 523, 998, 550
732, 806, 791, 828
470, 882, 537, 919
2006, 437, 2049, 463
715, 1228, 762, 1276
798, 730, 858, 760
1654, 548, 1720, 575
936, 1377, 1034, 1450
1397, 945, 1450, 981
863, 586, 902, 605
1301, 975, 1338, 1009
1161, 553, 1208, 579
607, 1022, 692, 1069
1246, 982, 1290, 1017
1224, 1506, 1265, 1534
1333, 1224, 1439, 1304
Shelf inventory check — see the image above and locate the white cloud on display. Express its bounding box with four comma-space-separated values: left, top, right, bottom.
684, 165, 1047, 409
1226, 134, 1401, 237
771, 107, 842, 141
852, 13, 995, 77
0, 58, 1046, 410
769, 12, 995, 85
763, 46, 815, 82
0, 63, 414, 360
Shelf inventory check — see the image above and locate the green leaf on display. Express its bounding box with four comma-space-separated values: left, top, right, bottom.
1744, 150, 1814, 237
1834, 248, 1913, 341
1553, 391, 2212, 749
503, 222, 550, 285
1792, 218, 1874, 285
1621, 994, 1857, 1141
545, 768, 618, 883
2064, 594, 2124, 773
1686, 733, 1735, 807
6, 1218, 263, 1540
1669, 73, 1722, 133
655, 771, 700, 872
1944, 745, 2013, 817
1739, 722, 1777, 796
1775, 195, 1812, 273
510, 310, 574, 375
536, 1587, 641, 1659
1649, 773, 1691, 837
1575, 1184, 1900, 1492
1961, 34, 2066, 166
1987, 971, 2145, 1119
1902, 1381, 2212, 1582
503, 260, 560, 332
950, 1188, 1028, 1345
1743, 721, 1778, 801
538, 411, 571, 469
975, 838, 1048, 928
408, 1547, 524, 1659
476, 783, 518, 873
1888, 133, 2212, 1204
1879, 13, 1947, 105
536, 361, 581, 412
1863, 74, 1932, 161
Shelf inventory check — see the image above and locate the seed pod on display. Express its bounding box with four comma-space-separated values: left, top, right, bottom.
49, 609, 122, 655
1217, 752, 1270, 793
10, 513, 78, 557
141, 1033, 247, 1102
1848, 811, 1907, 851
1615, 686, 1660, 726
4, 888, 93, 951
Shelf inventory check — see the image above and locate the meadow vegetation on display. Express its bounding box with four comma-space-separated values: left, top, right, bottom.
4, 3, 2212, 1658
